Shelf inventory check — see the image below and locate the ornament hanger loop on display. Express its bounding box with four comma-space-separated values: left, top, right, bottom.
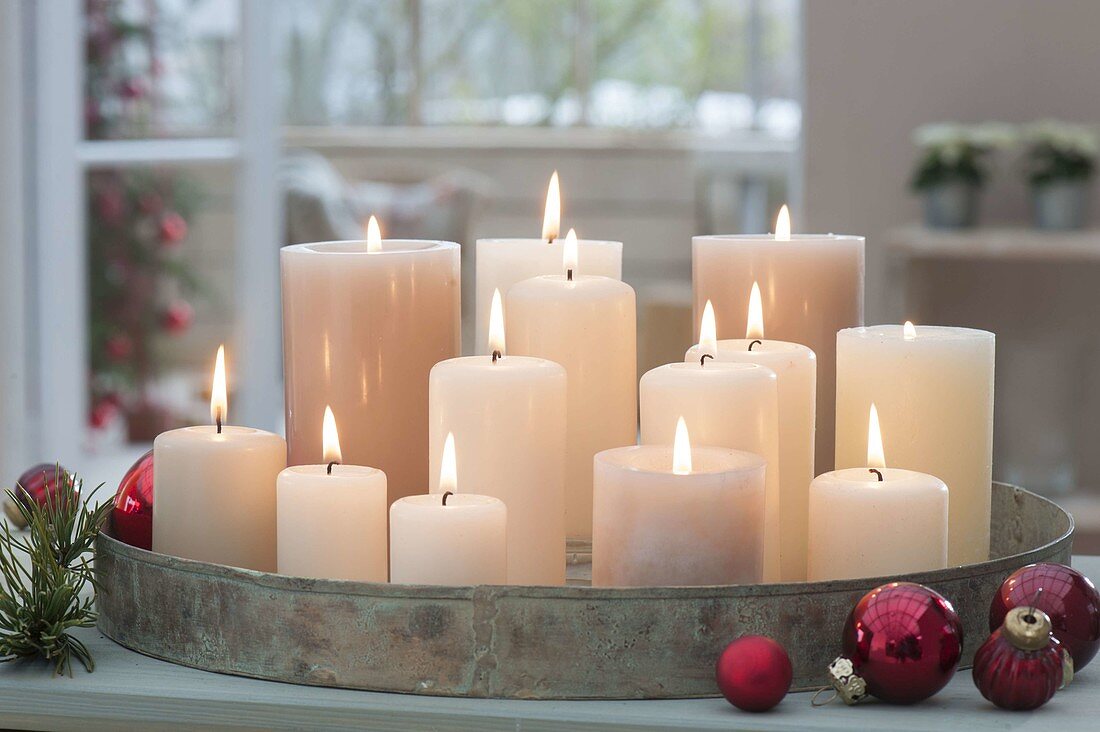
810, 687, 838, 707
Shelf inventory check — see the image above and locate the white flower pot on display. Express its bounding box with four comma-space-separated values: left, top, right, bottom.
922, 182, 979, 230
1032, 181, 1090, 231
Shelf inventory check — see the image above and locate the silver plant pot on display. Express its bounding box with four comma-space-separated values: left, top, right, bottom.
1033, 180, 1091, 231
922, 182, 979, 230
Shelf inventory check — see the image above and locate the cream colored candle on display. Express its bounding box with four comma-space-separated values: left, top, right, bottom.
475, 173, 621, 355
593, 418, 766, 587
428, 289, 566, 585
281, 218, 460, 506
692, 206, 863, 474
809, 404, 948, 580
835, 322, 995, 565
277, 406, 388, 582
153, 346, 286, 571
506, 230, 637, 540
389, 435, 507, 585
685, 294, 815, 581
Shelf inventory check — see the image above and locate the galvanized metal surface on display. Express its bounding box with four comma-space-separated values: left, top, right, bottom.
96, 482, 1072, 699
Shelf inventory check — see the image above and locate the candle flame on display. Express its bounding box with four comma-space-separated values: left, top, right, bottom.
673, 417, 693, 475
366, 215, 382, 253
746, 281, 765, 339
904, 320, 917, 340
775, 205, 791, 241
867, 402, 886, 469
210, 344, 227, 427
488, 288, 506, 356
563, 227, 578, 275
440, 432, 458, 493
322, 405, 342, 464
542, 171, 561, 242
699, 300, 718, 357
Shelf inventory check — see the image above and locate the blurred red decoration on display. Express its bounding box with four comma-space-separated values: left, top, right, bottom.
990, 562, 1100, 670
715, 635, 792, 712
89, 399, 119, 430
112, 449, 154, 550
974, 606, 1065, 710
835, 582, 963, 705
161, 300, 194, 335
4, 464, 76, 529
158, 211, 188, 245
105, 333, 134, 362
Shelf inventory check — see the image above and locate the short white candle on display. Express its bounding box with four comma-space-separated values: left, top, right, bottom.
809, 403, 948, 580
277, 406, 388, 582
389, 434, 507, 585
685, 292, 815, 581
835, 323, 995, 565
153, 346, 286, 571
593, 418, 767, 587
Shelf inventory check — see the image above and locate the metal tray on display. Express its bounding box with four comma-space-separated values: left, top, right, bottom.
95, 482, 1072, 699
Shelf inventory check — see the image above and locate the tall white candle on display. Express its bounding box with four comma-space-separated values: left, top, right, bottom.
428, 290, 567, 585
277, 406, 388, 582
506, 230, 637, 541
153, 346, 286, 571
692, 206, 864, 474
475, 173, 621, 355
593, 418, 767, 587
809, 403, 948, 580
685, 293, 815, 581
835, 323, 995, 565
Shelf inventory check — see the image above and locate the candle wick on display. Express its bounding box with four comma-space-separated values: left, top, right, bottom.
547, 236, 555, 244
491, 350, 502, 364
216, 415, 222, 434
748, 339, 762, 352
567, 269, 573, 282
700, 353, 714, 367
442, 491, 454, 506
869, 468, 883, 482
327, 461, 338, 475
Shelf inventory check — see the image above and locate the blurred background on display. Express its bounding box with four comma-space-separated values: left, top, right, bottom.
2, 0, 1100, 547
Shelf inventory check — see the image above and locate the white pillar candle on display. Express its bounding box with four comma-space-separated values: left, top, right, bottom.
835, 323, 995, 565
475, 172, 621, 355
685, 294, 815, 581
593, 418, 766, 587
153, 346, 286, 571
505, 230, 637, 541
389, 434, 507, 585
809, 403, 948, 580
277, 406, 388, 582
692, 206, 864, 474
281, 218, 460, 506
428, 290, 567, 585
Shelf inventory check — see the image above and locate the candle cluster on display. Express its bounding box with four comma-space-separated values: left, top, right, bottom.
151, 174, 995, 588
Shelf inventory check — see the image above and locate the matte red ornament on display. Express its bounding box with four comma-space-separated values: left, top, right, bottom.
4, 464, 76, 529
990, 562, 1100, 670
715, 635, 792, 712
974, 606, 1064, 710
838, 582, 963, 704
112, 449, 154, 550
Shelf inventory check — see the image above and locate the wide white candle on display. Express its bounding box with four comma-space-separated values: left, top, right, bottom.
475, 173, 621, 354
153, 346, 286, 571
506, 230, 637, 540
593, 418, 766, 587
277, 406, 388, 582
685, 294, 815, 581
389, 434, 507, 585
281, 217, 460, 506
428, 290, 566, 585
809, 404, 948, 580
692, 206, 864, 474
835, 323, 995, 565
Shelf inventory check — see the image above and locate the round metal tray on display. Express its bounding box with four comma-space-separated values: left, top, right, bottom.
95, 482, 1072, 699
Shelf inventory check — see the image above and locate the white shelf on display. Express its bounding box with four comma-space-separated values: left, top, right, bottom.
78, 138, 240, 167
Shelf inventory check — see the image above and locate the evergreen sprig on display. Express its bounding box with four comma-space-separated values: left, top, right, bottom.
0, 469, 111, 676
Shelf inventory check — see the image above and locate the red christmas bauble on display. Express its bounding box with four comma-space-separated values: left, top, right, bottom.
112, 449, 154, 550
4, 464, 76, 528
158, 212, 188, 245
990, 563, 1100, 670
840, 582, 963, 704
974, 606, 1065, 710
715, 635, 792, 712
161, 300, 194, 335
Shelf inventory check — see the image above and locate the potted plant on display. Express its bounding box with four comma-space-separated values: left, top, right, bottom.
910, 123, 1014, 229
1024, 120, 1097, 230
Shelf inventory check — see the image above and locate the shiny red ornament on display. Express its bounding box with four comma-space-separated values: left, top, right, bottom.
4, 464, 76, 529
111, 450, 154, 550
836, 582, 963, 704
161, 300, 194, 335
974, 606, 1065, 710
158, 211, 188, 245
990, 563, 1100, 670
715, 635, 792, 712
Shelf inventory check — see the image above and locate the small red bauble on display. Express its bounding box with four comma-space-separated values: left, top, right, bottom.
112, 450, 154, 550
158, 211, 188, 245
161, 300, 194, 335
831, 582, 963, 705
990, 563, 1100, 670
715, 635, 792, 712
4, 464, 77, 528
974, 606, 1065, 710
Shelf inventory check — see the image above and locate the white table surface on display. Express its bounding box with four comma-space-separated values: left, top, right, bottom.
0, 557, 1097, 731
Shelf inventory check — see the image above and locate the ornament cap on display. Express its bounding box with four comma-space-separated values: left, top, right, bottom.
3, 498, 27, 529
825, 656, 869, 705
1003, 606, 1054, 651
1061, 648, 1075, 688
